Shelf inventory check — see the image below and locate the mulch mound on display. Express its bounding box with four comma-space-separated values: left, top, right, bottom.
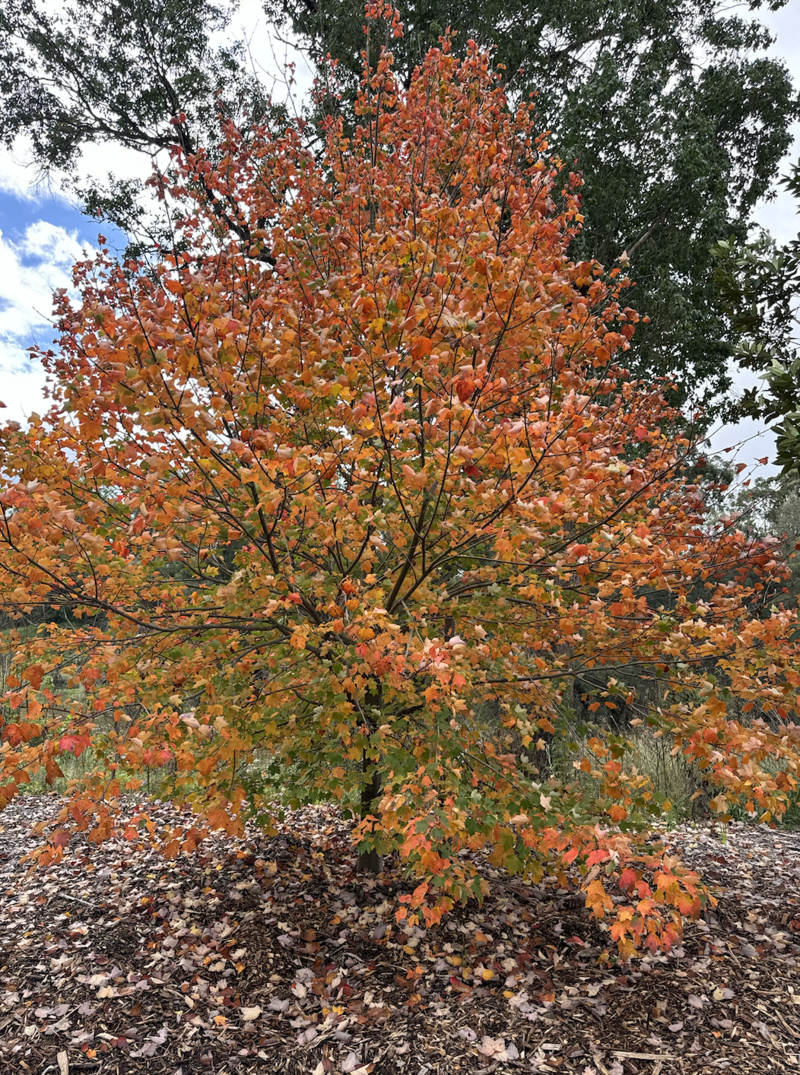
0, 796, 799, 1075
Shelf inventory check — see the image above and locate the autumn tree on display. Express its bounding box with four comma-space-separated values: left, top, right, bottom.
2, 24, 800, 957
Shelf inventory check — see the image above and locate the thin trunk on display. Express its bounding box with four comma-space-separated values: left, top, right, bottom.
357, 687, 384, 874
357, 759, 384, 874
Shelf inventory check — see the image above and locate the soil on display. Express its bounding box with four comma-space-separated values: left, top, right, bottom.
0, 796, 798, 1074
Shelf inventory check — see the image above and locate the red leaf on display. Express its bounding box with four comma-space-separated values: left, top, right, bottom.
619, 867, 637, 892
455, 378, 474, 403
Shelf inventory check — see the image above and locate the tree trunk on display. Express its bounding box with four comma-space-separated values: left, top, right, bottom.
357, 689, 384, 875
357, 764, 384, 874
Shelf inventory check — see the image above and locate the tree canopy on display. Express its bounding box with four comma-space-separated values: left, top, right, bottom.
0, 0, 797, 420
2, 35, 800, 955
267, 0, 800, 418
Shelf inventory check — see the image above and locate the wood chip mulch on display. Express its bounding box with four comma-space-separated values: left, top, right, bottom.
1, 796, 799, 1075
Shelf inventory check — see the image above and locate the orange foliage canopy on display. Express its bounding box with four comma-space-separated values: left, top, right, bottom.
1, 31, 800, 957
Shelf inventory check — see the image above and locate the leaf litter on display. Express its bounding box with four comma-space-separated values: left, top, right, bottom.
0, 797, 799, 1074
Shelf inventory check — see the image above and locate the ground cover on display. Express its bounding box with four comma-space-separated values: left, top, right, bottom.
0, 799, 798, 1075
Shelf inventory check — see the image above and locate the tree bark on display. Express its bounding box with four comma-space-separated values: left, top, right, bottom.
357, 759, 384, 874
357, 687, 384, 874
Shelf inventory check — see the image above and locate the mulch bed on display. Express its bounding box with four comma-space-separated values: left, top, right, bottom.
1, 797, 799, 1075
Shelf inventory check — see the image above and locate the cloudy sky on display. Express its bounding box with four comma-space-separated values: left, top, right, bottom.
1, 0, 798, 476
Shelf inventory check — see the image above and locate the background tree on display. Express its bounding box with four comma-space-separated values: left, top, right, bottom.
718, 470, 800, 600
0, 0, 279, 253
714, 161, 800, 471
267, 0, 800, 421
2, 33, 800, 957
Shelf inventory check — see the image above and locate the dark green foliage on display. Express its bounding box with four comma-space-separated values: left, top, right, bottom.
267, 0, 799, 422
714, 163, 800, 471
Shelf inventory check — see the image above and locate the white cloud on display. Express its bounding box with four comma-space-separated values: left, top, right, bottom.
0, 220, 88, 422
77, 140, 161, 194
229, 0, 317, 114
18, 219, 86, 267
0, 362, 48, 424
697, 360, 779, 477
0, 134, 54, 202
0, 155, 42, 202
0, 220, 84, 338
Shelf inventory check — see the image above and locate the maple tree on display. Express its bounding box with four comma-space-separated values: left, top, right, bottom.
2, 13, 800, 958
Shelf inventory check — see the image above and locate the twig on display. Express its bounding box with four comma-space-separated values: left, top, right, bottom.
612, 1053, 678, 1062
55, 891, 102, 911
